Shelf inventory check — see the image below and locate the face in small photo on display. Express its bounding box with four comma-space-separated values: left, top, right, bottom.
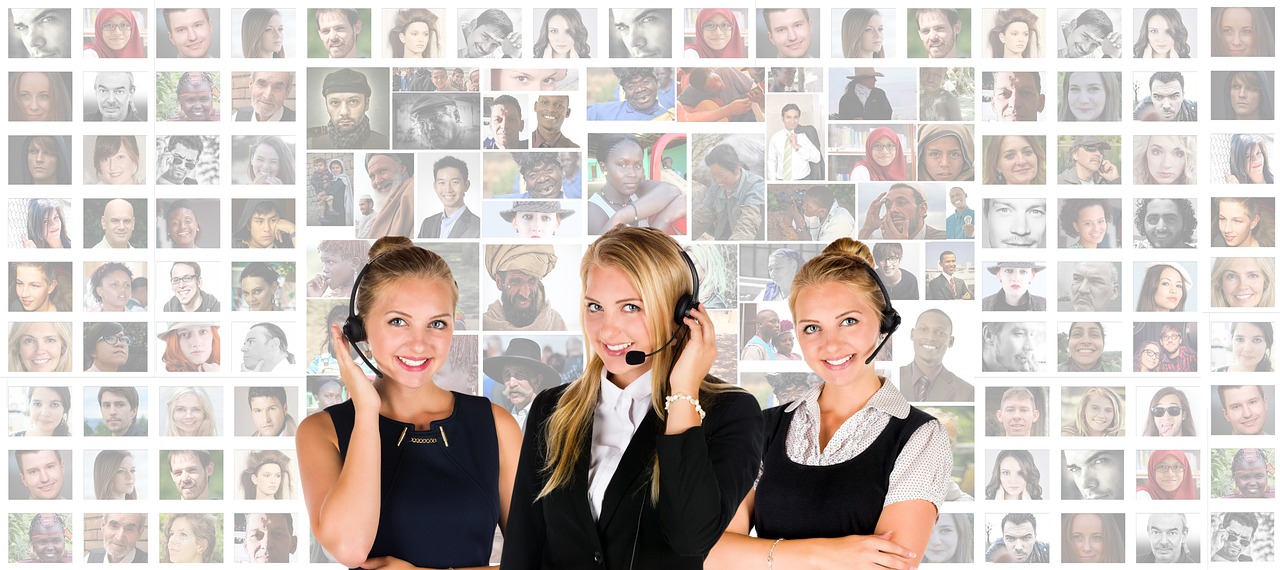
985, 449, 1048, 500
1133, 71, 1198, 121
85, 386, 148, 436
922, 242, 974, 302
855, 182, 947, 239
1132, 8, 1195, 58
159, 8, 218, 58
984, 513, 1049, 562
160, 513, 223, 562
155, 135, 219, 186
923, 513, 973, 563
1212, 71, 1275, 120
740, 244, 820, 304
9, 449, 72, 499
83, 198, 146, 249
584, 67, 674, 121
908, 8, 969, 58
8, 8, 71, 58
1061, 386, 1125, 435
1061, 513, 1125, 562
84, 8, 147, 58
9, 198, 72, 249
533, 8, 594, 59
983, 198, 1046, 249
676, 67, 764, 123
981, 261, 1047, 311
483, 95, 529, 150
918, 68, 974, 122
85, 136, 145, 185
458, 8, 521, 58
382, 9, 444, 58
7, 513, 72, 563
309, 9, 369, 58
981, 322, 1046, 373
1058, 72, 1121, 122
160, 450, 222, 500
741, 372, 822, 408
306, 67, 391, 150
608, 8, 671, 58
86, 449, 145, 500
84, 262, 147, 313
158, 71, 220, 122
306, 376, 347, 415
482, 244, 582, 332
1057, 198, 1120, 248
1138, 386, 1198, 437
9, 136, 71, 185
984, 8, 1044, 58
9, 262, 70, 313
1057, 136, 1121, 185
234, 323, 298, 374
1138, 513, 1199, 563
1134, 198, 1197, 248
234, 513, 299, 563
483, 151, 572, 200
488, 67, 578, 93
84, 513, 148, 563
1133, 321, 1198, 373
834, 9, 893, 58
306, 240, 368, 299
1212, 7, 1276, 57
9, 72, 71, 121
483, 200, 580, 240
1133, 262, 1196, 312
414, 153, 482, 239
231, 198, 298, 248
234, 9, 295, 58
1211, 385, 1275, 435
8, 321, 73, 373
765, 95, 823, 180
483, 335, 579, 428
1211, 448, 1275, 499
162, 386, 221, 437
1137, 450, 1200, 500
831, 67, 916, 121
1057, 8, 1122, 58
758, 8, 819, 58
233, 262, 296, 312
8, 386, 71, 436
1057, 261, 1122, 312
832, 124, 913, 182
1058, 324, 1123, 373
156, 324, 222, 374
767, 66, 822, 93
982, 135, 1046, 185
236, 450, 298, 500
83, 322, 148, 373
684, 8, 745, 58
985, 386, 1048, 436
1061, 449, 1124, 499
689, 133, 766, 241
584, 134, 687, 236
1211, 322, 1275, 373
1209, 512, 1270, 562
392, 93, 483, 150
232, 72, 297, 122
1210, 256, 1276, 308
1213, 135, 1276, 185
156, 198, 218, 249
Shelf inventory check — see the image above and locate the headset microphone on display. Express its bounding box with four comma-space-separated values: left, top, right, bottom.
341, 253, 385, 378
624, 248, 701, 366
863, 263, 901, 364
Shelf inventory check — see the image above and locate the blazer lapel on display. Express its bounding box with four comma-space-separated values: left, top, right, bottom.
597, 407, 660, 530
560, 420, 601, 540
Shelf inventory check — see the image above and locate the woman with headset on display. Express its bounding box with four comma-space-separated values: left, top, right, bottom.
298, 236, 521, 569
502, 226, 764, 569
707, 238, 952, 569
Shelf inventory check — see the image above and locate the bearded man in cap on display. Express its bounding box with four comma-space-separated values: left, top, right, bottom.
357, 153, 415, 238
982, 261, 1047, 311
308, 68, 389, 149
1058, 135, 1120, 184
483, 244, 567, 331
406, 96, 480, 149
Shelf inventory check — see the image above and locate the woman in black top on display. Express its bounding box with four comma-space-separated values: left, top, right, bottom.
502, 226, 763, 569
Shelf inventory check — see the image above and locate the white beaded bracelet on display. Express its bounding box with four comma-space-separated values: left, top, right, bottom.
663, 392, 705, 421
768, 537, 785, 569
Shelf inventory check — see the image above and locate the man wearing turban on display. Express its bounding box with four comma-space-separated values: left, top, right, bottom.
483, 244, 567, 330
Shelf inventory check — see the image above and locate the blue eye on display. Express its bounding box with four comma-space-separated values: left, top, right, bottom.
430, 320, 449, 330
842, 317, 858, 326
802, 324, 819, 334
586, 302, 602, 312
388, 317, 406, 326
623, 303, 641, 313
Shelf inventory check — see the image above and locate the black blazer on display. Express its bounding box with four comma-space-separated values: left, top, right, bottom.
417, 207, 481, 239
502, 380, 763, 569
794, 124, 825, 180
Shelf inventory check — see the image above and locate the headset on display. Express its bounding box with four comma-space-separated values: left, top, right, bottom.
624, 248, 701, 366
863, 262, 901, 364
342, 254, 385, 378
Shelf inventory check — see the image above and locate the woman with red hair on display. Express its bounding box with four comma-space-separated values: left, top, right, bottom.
84, 9, 145, 58
684, 9, 745, 58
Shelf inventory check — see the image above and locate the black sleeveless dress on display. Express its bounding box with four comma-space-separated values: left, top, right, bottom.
752, 405, 934, 539
328, 393, 499, 569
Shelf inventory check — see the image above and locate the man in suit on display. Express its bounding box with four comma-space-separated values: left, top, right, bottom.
927, 250, 972, 300
899, 309, 972, 401
418, 156, 480, 239
768, 103, 821, 181
234, 72, 296, 122
85, 513, 147, 563
838, 68, 892, 120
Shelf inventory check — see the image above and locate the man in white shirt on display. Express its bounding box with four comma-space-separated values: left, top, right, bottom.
797, 186, 854, 241
94, 199, 136, 248
768, 103, 820, 181
354, 195, 377, 237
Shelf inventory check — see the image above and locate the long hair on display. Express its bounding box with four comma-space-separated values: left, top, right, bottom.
535, 8, 592, 58
10, 261, 69, 312
1142, 387, 1196, 436
1211, 256, 1276, 307
538, 227, 741, 503
1134, 340, 1161, 372
18, 136, 71, 184
1133, 135, 1196, 185
161, 326, 222, 372
988, 8, 1040, 58
165, 386, 218, 436
1136, 264, 1190, 311
387, 9, 440, 58
1213, 7, 1275, 56
86, 9, 144, 58
1061, 513, 1124, 562
9, 72, 72, 121
1231, 321, 1275, 372
163, 513, 219, 563
1133, 9, 1191, 58
841, 9, 884, 58
240, 449, 294, 499
985, 449, 1043, 500
1228, 134, 1276, 184
929, 513, 974, 563
25, 199, 72, 249
1058, 71, 1121, 121
1069, 387, 1124, 436
93, 450, 137, 500
982, 135, 1046, 185
1214, 71, 1275, 120
93, 135, 142, 184
683, 244, 732, 309
246, 136, 296, 184
26, 386, 71, 436
8, 321, 72, 372
241, 9, 285, 58
1213, 197, 1274, 247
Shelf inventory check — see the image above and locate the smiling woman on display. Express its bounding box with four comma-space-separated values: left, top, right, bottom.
8, 321, 73, 373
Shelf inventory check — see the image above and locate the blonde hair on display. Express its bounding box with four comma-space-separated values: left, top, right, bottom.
1070, 387, 1124, 436
1211, 256, 1276, 308
538, 226, 741, 503
788, 237, 888, 326
165, 386, 217, 436
7, 321, 72, 372
1133, 135, 1196, 185
356, 236, 459, 317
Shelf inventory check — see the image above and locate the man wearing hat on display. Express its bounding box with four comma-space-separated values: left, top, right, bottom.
983, 261, 1047, 311
418, 155, 480, 239
1058, 135, 1120, 184
405, 95, 480, 149
838, 68, 892, 120
484, 337, 560, 430
169, 72, 219, 121
483, 244, 567, 331
308, 68, 388, 149
358, 153, 415, 238
502, 201, 575, 239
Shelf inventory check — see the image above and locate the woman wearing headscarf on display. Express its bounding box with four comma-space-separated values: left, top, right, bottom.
850, 127, 907, 181
84, 9, 145, 58
1135, 450, 1197, 500
684, 9, 745, 58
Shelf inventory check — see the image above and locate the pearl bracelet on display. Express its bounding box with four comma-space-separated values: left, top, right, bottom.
663, 392, 705, 420
768, 538, 785, 569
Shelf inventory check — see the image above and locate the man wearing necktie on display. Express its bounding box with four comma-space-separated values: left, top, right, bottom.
769, 103, 820, 181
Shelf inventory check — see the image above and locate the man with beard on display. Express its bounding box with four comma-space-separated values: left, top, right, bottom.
1138, 513, 1196, 563
357, 153, 414, 238
484, 338, 559, 430
157, 135, 202, 185
927, 250, 973, 300
981, 321, 1041, 372
1157, 324, 1197, 372
93, 199, 137, 249
1058, 135, 1119, 184
1135, 72, 1197, 121
9, 9, 71, 58
859, 183, 946, 240
98, 387, 145, 437
984, 197, 1047, 248
532, 95, 577, 148
483, 95, 527, 150
20, 514, 72, 563
308, 68, 388, 149
166, 450, 216, 500
945, 187, 975, 239
14, 450, 68, 500
1211, 512, 1258, 562
483, 244, 567, 331
418, 156, 480, 239
1135, 198, 1196, 248
163, 262, 219, 312
405, 96, 480, 149
86, 72, 143, 122
1062, 449, 1124, 500
241, 323, 295, 373
985, 513, 1050, 563
86, 513, 147, 563
168, 72, 218, 121
586, 68, 673, 121
234, 72, 296, 122
741, 308, 781, 360
313, 9, 363, 58
1063, 261, 1121, 311
899, 309, 972, 401
242, 513, 297, 563
355, 195, 376, 238
914, 8, 964, 58
1222, 449, 1273, 498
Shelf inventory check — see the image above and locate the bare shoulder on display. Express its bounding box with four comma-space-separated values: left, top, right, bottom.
297, 410, 338, 448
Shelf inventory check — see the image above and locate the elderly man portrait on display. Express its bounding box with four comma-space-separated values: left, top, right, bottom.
1058, 135, 1120, 184
484, 337, 559, 430
899, 309, 972, 401
1138, 513, 1196, 563
98, 387, 145, 436
86, 513, 147, 563
86, 72, 143, 121
357, 153, 415, 239
399, 95, 481, 149
1061, 261, 1121, 311
483, 244, 567, 331
234, 72, 295, 122
308, 68, 388, 149
241, 513, 297, 563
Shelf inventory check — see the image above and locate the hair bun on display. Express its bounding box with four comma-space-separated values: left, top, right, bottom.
368, 236, 415, 259
822, 237, 875, 266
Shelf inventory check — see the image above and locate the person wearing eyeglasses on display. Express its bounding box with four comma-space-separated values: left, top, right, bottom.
1136, 450, 1197, 500
1058, 135, 1119, 184
84, 322, 132, 373
163, 262, 220, 312
1212, 512, 1259, 561
1156, 325, 1196, 372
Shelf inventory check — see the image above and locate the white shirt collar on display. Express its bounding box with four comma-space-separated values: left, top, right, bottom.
785, 376, 910, 420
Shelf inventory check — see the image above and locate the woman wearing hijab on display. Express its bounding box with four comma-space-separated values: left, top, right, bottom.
684, 9, 745, 58
84, 9, 145, 58
850, 127, 907, 181
1135, 450, 1197, 500
917, 124, 974, 182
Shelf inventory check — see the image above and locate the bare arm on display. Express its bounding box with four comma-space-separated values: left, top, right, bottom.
604, 180, 683, 230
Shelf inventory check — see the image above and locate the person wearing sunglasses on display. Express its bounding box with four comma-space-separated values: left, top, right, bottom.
1058, 135, 1119, 184
84, 322, 133, 373
157, 135, 203, 185
1212, 512, 1258, 561
1142, 387, 1196, 436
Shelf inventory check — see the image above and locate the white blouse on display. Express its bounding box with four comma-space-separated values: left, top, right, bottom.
587, 369, 654, 520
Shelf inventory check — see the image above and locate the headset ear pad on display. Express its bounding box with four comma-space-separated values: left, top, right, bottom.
880, 308, 902, 337
673, 293, 698, 326
342, 316, 367, 344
